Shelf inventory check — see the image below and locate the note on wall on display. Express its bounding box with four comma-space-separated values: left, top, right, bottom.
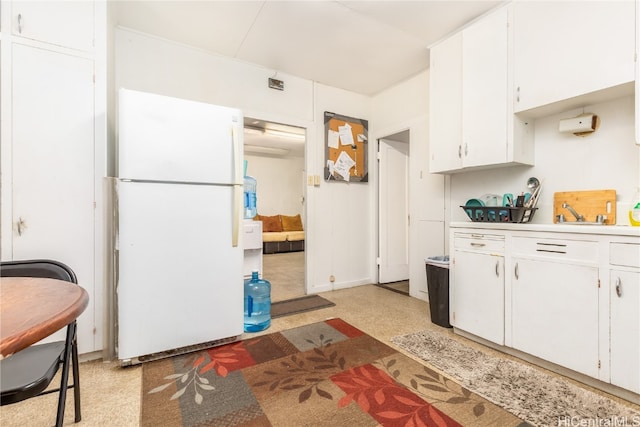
324, 111, 368, 182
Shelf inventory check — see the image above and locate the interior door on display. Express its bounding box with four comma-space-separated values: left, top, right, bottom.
378, 138, 409, 283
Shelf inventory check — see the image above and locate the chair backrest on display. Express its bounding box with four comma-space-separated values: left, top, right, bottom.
0, 259, 77, 284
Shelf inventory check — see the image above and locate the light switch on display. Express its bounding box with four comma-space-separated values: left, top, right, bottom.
313, 175, 321, 186
307, 175, 314, 186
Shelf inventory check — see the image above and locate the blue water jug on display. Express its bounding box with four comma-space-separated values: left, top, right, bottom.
244, 175, 257, 219
244, 271, 271, 332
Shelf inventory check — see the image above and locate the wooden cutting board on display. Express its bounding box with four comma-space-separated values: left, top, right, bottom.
553, 190, 617, 224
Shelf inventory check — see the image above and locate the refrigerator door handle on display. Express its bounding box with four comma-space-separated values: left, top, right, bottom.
232, 125, 242, 184
232, 184, 242, 247
231, 122, 243, 247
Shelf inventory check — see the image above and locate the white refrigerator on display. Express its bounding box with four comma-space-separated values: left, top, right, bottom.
116, 88, 244, 361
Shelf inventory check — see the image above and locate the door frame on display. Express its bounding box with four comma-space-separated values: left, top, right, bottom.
376, 129, 411, 285
243, 115, 311, 297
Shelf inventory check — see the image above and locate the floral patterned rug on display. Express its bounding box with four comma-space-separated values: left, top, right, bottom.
141, 318, 528, 426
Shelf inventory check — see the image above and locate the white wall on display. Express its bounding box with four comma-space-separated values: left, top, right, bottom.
114, 27, 373, 295
113, 23, 638, 310
449, 96, 639, 226
311, 83, 373, 292
372, 71, 446, 301
244, 154, 305, 219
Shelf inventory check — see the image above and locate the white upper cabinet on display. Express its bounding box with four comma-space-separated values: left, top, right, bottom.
11, 0, 95, 51
513, 0, 635, 115
461, 5, 509, 169
429, 4, 534, 174
429, 32, 463, 173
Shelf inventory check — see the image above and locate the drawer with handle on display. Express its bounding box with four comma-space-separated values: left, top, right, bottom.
454, 233, 505, 253
512, 236, 598, 263
610, 242, 640, 268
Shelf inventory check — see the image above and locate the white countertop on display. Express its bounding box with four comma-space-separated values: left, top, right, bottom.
450, 221, 640, 237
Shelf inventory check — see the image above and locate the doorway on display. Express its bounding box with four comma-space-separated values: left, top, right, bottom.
378, 130, 410, 293
243, 118, 306, 302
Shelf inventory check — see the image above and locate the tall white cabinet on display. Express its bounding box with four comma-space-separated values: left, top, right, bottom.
0, 0, 106, 355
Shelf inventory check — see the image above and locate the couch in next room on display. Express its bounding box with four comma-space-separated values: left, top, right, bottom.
254, 214, 305, 254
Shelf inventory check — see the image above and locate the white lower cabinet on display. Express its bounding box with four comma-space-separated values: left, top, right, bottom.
609, 241, 640, 394
610, 269, 640, 394
451, 233, 504, 345
511, 236, 600, 378
451, 226, 640, 398
511, 258, 599, 378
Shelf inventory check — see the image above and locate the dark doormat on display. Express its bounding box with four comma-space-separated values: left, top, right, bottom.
375, 281, 410, 296
271, 295, 336, 318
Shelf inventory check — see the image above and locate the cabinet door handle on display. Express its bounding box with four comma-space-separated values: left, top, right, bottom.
458, 145, 462, 159
17, 13, 23, 33
495, 260, 499, 277
514, 262, 519, 280
615, 277, 622, 298
16, 217, 26, 236
464, 143, 468, 156
470, 242, 485, 248
516, 86, 520, 103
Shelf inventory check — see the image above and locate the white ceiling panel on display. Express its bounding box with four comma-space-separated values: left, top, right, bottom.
236, 1, 430, 94
114, 1, 264, 58
114, 1, 502, 95
338, 1, 502, 44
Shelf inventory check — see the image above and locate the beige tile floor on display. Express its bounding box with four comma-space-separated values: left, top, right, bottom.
262, 251, 305, 302
3, 284, 640, 426
0, 285, 436, 426
3, 253, 639, 426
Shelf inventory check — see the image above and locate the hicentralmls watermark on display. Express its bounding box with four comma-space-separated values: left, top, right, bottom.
557, 416, 640, 427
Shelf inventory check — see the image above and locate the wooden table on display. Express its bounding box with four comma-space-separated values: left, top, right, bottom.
0, 277, 89, 359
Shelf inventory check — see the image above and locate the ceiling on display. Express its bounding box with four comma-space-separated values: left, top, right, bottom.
114, 0, 502, 96
114, 1, 502, 156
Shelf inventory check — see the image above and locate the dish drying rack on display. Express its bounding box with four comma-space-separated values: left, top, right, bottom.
461, 206, 538, 223
462, 179, 542, 223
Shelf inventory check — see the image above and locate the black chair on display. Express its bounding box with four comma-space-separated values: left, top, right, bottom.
0, 259, 82, 426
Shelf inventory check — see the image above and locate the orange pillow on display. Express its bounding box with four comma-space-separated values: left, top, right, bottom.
260, 215, 283, 232
281, 214, 303, 231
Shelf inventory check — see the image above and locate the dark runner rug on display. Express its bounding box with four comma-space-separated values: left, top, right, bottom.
375, 281, 410, 296
141, 318, 527, 426
392, 328, 640, 427
271, 294, 335, 318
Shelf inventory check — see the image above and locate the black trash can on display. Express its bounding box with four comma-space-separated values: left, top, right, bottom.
425, 256, 452, 328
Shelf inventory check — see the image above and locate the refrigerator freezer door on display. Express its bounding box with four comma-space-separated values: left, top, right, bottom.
118, 88, 243, 185
116, 180, 243, 360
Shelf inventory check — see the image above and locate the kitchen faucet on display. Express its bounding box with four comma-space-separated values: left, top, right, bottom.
562, 203, 584, 221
